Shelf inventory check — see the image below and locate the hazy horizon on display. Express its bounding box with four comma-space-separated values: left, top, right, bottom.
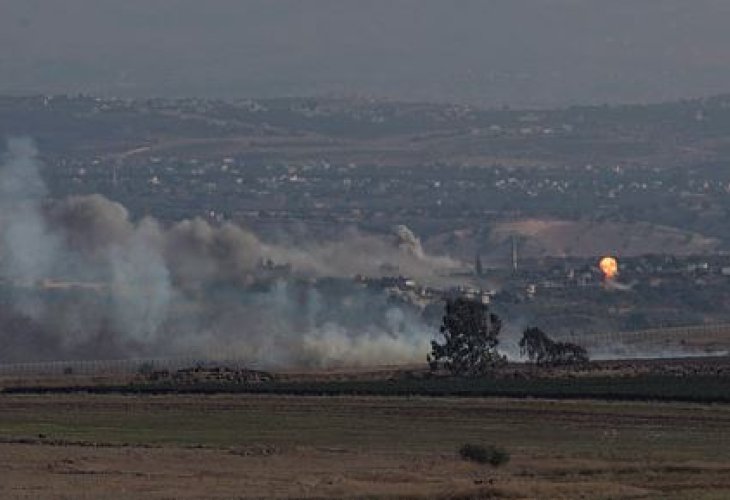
3, 1, 730, 107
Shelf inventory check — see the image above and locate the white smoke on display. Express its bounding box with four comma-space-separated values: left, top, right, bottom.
0, 138, 62, 316
262, 225, 458, 285
0, 138, 453, 367
108, 219, 171, 344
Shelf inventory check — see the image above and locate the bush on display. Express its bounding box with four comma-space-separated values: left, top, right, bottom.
459, 443, 510, 467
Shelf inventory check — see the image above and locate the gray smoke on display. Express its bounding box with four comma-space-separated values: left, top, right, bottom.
0, 138, 61, 315
264, 225, 456, 285
0, 138, 454, 367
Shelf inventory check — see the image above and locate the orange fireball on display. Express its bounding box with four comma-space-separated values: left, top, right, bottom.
599, 256, 618, 280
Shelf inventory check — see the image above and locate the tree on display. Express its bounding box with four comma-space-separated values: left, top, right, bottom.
518, 327, 553, 365
428, 297, 505, 376
519, 327, 589, 366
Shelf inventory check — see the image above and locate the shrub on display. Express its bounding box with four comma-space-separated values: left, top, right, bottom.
459, 443, 510, 467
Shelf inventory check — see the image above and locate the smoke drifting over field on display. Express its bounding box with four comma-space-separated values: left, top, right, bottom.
0, 138, 458, 366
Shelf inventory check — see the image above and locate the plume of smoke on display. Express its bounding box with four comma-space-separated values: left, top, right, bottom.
164, 218, 263, 290
0, 138, 451, 367
393, 224, 425, 259
7, 139, 711, 367
47, 194, 134, 255
109, 218, 171, 344
0, 138, 62, 315
264, 225, 458, 285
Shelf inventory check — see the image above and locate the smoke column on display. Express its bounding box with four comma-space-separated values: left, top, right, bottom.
0, 138, 457, 367
0, 138, 61, 316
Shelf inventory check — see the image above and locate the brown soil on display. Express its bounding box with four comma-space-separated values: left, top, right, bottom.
1, 394, 730, 499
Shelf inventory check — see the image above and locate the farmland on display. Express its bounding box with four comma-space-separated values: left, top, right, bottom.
2, 378, 730, 498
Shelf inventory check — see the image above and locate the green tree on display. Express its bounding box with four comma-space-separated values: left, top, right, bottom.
519, 327, 589, 366
428, 297, 505, 376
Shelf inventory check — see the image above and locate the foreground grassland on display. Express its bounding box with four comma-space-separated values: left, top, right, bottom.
1, 394, 730, 499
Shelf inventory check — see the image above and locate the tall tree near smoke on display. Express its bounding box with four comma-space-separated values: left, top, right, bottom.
428, 297, 505, 376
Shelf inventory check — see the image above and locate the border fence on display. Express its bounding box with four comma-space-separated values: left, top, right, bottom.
0, 356, 260, 377
1, 324, 730, 377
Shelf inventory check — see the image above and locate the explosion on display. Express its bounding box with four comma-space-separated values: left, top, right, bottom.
599, 256, 618, 280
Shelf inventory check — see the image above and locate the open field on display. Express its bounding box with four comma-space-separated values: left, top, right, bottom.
1, 394, 730, 499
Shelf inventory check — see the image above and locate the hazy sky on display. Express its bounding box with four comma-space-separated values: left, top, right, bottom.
3, 0, 730, 107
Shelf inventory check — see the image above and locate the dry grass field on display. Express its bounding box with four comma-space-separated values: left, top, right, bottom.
1, 394, 730, 499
